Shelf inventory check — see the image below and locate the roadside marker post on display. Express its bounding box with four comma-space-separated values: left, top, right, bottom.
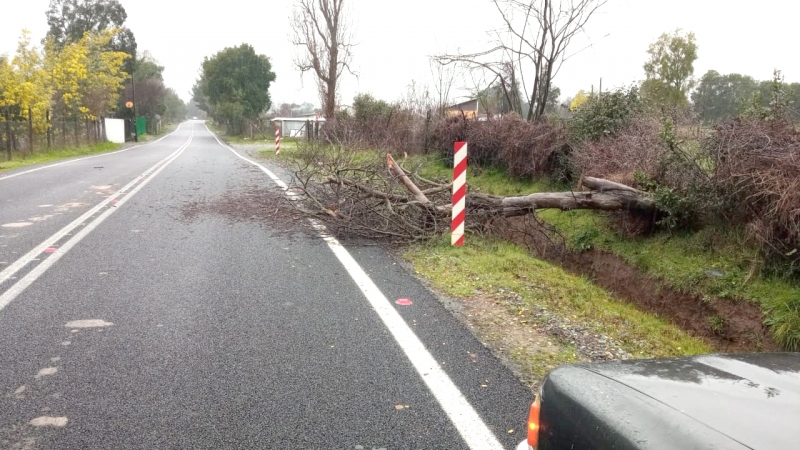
275, 126, 281, 156
452, 141, 467, 246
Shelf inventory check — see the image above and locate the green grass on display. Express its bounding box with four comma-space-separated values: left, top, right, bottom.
258, 138, 301, 160
513, 345, 581, 381
407, 153, 800, 350
405, 235, 711, 360
0, 142, 121, 173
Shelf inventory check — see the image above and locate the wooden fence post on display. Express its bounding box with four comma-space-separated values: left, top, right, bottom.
4, 106, 11, 161
27, 107, 34, 155
46, 109, 51, 149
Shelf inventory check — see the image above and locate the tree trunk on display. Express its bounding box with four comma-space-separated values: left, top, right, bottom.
27, 107, 34, 155
467, 190, 655, 217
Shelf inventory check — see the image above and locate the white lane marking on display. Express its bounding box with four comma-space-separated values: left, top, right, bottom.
0, 122, 185, 182
0, 133, 194, 312
35, 367, 58, 379
14, 385, 26, 395
0, 139, 185, 289
29, 416, 68, 428
204, 124, 503, 449
65, 319, 113, 328
1, 222, 33, 228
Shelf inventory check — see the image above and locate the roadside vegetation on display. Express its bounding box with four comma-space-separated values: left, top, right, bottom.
0, 142, 120, 173
210, 1, 800, 385
1, 1, 187, 165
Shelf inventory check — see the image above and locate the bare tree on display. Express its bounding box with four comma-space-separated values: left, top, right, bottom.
436, 0, 606, 122
291, 0, 355, 120
429, 60, 457, 117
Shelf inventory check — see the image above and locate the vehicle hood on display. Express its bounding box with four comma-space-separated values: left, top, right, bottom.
578, 353, 800, 449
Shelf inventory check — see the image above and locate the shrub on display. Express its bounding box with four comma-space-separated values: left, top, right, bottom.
325, 94, 432, 154
569, 86, 642, 144
572, 115, 667, 186
704, 118, 800, 266
431, 114, 571, 181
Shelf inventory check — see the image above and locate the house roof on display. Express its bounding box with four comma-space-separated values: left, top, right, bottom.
445, 99, 479, 111
271, 117, 327, 122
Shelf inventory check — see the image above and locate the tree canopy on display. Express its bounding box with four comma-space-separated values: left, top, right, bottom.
46, 0, 137, 73
641, 29, 698, 107
196, 44, 276, 134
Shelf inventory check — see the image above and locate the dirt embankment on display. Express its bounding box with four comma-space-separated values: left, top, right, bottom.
495, 217, 777, 353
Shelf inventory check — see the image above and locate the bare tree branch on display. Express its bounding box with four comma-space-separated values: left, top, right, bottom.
436, 0, 606, 122
292, 0, 355, 119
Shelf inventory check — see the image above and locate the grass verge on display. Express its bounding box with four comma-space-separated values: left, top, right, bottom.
405, 236, 710, 379
0, 142, 121, 173
413, 155, 800, 349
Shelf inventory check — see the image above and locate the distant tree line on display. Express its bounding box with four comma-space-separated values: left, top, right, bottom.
0, 0, 187, 154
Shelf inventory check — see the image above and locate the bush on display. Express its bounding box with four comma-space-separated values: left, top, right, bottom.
569, 86, 642, 144
431, 114, 571, 181
704, 118, 800, 267
572, 115, 667, 186
324, 93, 433, 154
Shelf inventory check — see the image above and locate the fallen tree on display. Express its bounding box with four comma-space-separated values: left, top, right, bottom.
286, 145, 656, 242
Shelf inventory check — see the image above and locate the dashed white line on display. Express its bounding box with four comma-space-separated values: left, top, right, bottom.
0, 132, 194, 312
204, 124, 504, 450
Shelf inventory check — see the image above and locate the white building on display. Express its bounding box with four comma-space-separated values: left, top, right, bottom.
271, 115, 326, 138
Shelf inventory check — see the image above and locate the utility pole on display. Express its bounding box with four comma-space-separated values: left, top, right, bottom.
131, 54, 138, 142
132, 72, 138, 143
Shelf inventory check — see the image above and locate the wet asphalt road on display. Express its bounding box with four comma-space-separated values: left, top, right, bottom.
0, 122, 533, 449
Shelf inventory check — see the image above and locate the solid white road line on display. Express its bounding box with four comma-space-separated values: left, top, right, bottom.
0, 122, 186, 182
0, 132, 194, 312
204, 124, 504, 450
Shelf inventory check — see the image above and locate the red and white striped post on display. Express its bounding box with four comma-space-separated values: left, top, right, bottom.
275, 125, 281, 156
452, 141, 467, 246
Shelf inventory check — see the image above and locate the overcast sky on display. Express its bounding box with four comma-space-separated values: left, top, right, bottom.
2, 0, 798, 108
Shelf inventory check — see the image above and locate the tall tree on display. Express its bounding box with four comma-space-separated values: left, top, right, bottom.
436, 0, 606, 123
133, 51, 164, 82
198, 44, 276, 134
291, 0, 355, 120
46, 0, 137, 73
641, 29, 698, 107
691, 70, 758, 124
161, 88, 187, 123
9, 31, 52, 129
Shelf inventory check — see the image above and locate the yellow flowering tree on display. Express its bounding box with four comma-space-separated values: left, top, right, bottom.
80, 30, 129, 120
570, 90, 589, 111
9, 31, 52, 132
0, 55, 16, 113
46, 35, 88, 120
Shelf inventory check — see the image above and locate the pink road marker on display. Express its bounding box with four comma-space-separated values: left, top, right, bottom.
396, 298, 413, 306
44, 247, 58, 253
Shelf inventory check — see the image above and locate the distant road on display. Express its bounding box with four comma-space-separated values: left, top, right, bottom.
0, 121, 532, 449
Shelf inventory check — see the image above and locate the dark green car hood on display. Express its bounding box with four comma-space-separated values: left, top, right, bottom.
578, 353, 800, 449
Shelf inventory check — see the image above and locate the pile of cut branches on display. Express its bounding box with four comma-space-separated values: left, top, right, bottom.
286, 142, 657, 243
